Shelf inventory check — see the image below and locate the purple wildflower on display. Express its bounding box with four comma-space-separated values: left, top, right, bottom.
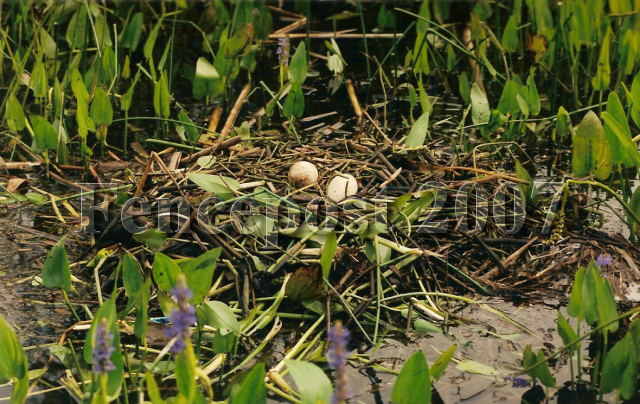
92, 318, 116, 374
252, 8, 260, 17
165, 275, 197, 354
504, 377, 531, 388
276, 37, 290, 67
596, 254, 613, 268
328, 321, 351, 404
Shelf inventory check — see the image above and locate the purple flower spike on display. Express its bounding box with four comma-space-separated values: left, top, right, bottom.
596, 254, 613, 268
505, 377, 531, 388
277, 37, 290, 67
92, 318, 116, 374
328, 321, 351, 404
165, 275, 197, 354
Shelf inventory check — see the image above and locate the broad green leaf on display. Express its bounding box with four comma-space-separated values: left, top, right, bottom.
76, 99, 95, 139
592, 27, 611, 91
413, 32, 429, 73
282, 81, 305, 118
320, 231, 337, 280
631, 71, 640, 127
254, 8, 273, 41
288, 42, 307, 84
71, 68, 89, 103
90, 87, 113, 126
534, 350, 556, 388
202, 301, 240, 335
192, 57, 220, 100
523, 73, 540, 116
595, 271, 619, 333
229, 365, 266, 404
501, 15, 518, 52
143, 17, 164, 60
405, 111, 430, 149
459, 71, 471, 104
571, 111, 612, 180
67, 8, 88, 49
153, 253, 181, 293
414, 319, 443, 334
581, 262, 600, 326
182, 248, 221, 305
392, 351, 431, 404
187, 173, 240, 201
153, 71, 171, 119
122, 253, 143, 301
456, 360, 500, 375
29, 115, 58, 151
286, 360, 332, 404
226, 24, 253, 59
0, 315, 28, 404
471, 83, 490, 125
567, 267, 584, 318
6, 94, 26, 133
175, 345, 197, 402
556, 106, 571, 139
122, 12, 144, 52
601, 334, 637, 399
603, 109, 640, 168
430, 344, 456, 381
42, 235, 71, 293
134, 278, 150, 339
557, 312, 578, 353
515, 160, 537, 205
522, 345, 537, 378
121, 69, 141, 112
178, 110, 199, 143
133, 228, 166, 248
628, 320, 640, 361
497, 80, 520, 115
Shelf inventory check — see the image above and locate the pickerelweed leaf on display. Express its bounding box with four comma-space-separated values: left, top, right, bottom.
557, 312, 578, 353
229, 365, 266, 404
153, 252, 181, 293
182, 248, 221, 306
430, 344, 456, 381
202, 301, 240, 336
0, 314, 28, 404
603, 110, 640, 168
122, 12, 143, 52
405, 111, 430, 149
581, 262, 600, 326
286, 360, 332, 404
133, 228, 167, 248
567, 267, 584, 318
187, 173, 240, 200
6, 94, 25, 133
192, 57, 220, 100
320, 231, 337, 280
42, 235, 71, 293
288, 42, 307, 84
178, 110, 199, 143
601, 334, 637, 399
572, 110, 612, 180
497, 80, 520, 116
29, 115, 58, 151
226, 24, 253, 59
90, 87, 113, 127
471, 83, 491, 126
392, 351, 431, 404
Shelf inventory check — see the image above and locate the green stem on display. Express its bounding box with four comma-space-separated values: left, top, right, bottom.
62, 290, 81, 323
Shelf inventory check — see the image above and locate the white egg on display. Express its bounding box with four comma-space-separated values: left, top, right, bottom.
288, 161, 319, 187
326, 174, 358, 203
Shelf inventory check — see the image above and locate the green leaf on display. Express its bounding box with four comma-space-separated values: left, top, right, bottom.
286, 360, 333, 404
122, 12, 144, 52
29, 115, 58, 151
187, 173, 240, 201
153, 253, 181, 293
581, 262, 600, 326
522, 345, 537, 378
90, 87, 113, 126
0, 314, 28, 404
471, 83, 490, 125
288, 42, 307, 84
144, 17, 164, 60
631, 71, 640, 127
592, 27, 611, 91
497, 80, 520, 115
282, 81, 305, 118
145, 373, 166, 404
121, 69, 141, 112
603, 110, 640, 168
133, 228, 166, 248
501, 15, 518, 52
601, 334, 637, 399
42, 235, 71, 293
320, 231, 337, 280
567, 267, 584, 318
459, 71, 471, 104
534, 349, 556, 388
67, 8, 88, 49
178, 110, 199, 143
6, 94, 26, 133
153, 71, 171, 119
557, 312, 578, 353
71, 68, 89, 103
226, 24, 253, 59
122, 253, 143, 301
430, 344, 456, 381
515, 159, 537, 206
183, 248, 221, 305
596, 271, 619, 333
229, 365, 266, 404
414, 319, 443, 334
202, 301, 240, 335
556, 106, 571, 139
192, 57, 220, 100
405, 111, 430, 149
392, 351, 431, 404
571, 111, 612, 180
522, 73, 540, 116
